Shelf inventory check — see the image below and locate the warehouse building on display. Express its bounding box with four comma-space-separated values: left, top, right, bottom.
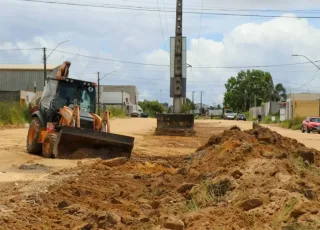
0, 64, 57, 102
100, 85, 138, 105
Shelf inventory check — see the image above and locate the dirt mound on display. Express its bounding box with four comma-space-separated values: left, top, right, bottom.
184, 124, 320, 229
1, 124, 320, 230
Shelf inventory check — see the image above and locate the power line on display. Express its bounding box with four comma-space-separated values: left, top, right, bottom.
296, 69, 320, 89
192, 60, 320, 69
47, 49, 169, 67
15, 0, 320, 19
0, 48, 41, 52
156, 0, 166, 51
162, 0, 169, 37
195, 0, 205, 62
45, 48, 320, 69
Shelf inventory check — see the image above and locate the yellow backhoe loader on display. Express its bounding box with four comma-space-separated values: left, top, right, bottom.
27, 61, 134, 159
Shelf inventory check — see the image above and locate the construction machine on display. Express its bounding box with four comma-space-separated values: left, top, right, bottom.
27, 61, 134, 159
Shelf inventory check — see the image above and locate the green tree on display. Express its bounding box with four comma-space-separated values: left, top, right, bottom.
181, 98, 196, 113
217, 104, 221, 110
272, 83, 287, 101
223, 69, 286, 112
138, 100, 164, 117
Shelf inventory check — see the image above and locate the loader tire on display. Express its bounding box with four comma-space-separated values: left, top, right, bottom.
27, 117, 42, 154
42, 133, 58, 158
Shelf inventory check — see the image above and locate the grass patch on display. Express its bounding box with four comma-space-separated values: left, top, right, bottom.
0, 102, 29, 126
291, 124, 302, 130
261, 115, 280, 124
280, 117, 304, 130
108, 106, 126, 118
291, 156, 320, 176
272, 198, 298, 228
185, 179, 228, 212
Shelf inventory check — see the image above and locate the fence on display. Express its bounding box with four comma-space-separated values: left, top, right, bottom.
249, 101, 280, 118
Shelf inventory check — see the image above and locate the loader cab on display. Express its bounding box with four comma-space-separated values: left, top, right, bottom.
38, 77, 97, 126
41, 78, 96, 111
54, 79, 96, 113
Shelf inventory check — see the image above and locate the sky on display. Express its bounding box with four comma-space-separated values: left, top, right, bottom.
2, 0, 320, 106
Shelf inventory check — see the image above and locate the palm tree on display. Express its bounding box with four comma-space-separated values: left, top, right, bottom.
272, 83, 287, 102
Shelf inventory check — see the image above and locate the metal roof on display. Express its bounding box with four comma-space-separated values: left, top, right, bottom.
0, 64, 57, 71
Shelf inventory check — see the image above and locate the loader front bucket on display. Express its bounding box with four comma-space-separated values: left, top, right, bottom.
56, 126, 134, 159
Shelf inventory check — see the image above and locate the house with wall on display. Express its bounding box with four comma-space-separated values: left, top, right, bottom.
285, 93, 320, 119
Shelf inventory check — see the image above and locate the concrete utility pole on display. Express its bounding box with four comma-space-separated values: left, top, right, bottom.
200, 91, 203, 111
192, 91, 195, 104
43, 47, 47, 86
317, 96, 320, 116
173, 0, 183, 113
97, 72, 100, 114
43, 39, 70, 86
97, 71, 117, 115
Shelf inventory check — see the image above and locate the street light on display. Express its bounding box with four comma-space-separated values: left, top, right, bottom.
292, 54, 320, 70
97, 71, 117, 115
43, 39, 71, 86
46, 39, 71, 59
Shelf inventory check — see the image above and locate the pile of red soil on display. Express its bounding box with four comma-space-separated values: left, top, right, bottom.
184, 124, 320, 229
0, 124, 320, 230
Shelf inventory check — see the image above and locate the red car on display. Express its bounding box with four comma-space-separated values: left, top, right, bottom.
302, 117, 320, 133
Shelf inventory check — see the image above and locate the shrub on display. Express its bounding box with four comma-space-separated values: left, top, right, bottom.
280, 116, 304, 130
291, 124, 302, 130
108, 106, 126, 118
262, 115, 280, 124
262, 116, 272, 124
0, 102, 29, 126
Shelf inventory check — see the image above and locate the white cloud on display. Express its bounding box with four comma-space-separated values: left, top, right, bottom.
2, 0, 320, 106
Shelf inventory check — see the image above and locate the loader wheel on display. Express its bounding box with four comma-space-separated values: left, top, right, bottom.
27, 117, 42, 154
42, 133, 58, 158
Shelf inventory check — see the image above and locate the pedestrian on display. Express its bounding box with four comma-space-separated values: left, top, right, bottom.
258, 113, 262, 123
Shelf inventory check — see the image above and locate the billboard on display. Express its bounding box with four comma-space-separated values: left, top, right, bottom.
170, 37, 187, 98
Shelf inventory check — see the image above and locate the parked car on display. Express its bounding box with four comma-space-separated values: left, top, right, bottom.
224, 109, 237, 120
140, 112, 149, 118
237, 114, 246, 121
302, 117, 320, 133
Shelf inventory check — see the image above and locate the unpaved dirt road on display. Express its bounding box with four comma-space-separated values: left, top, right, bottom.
0, 118, 319, 230
0, 118, 319, 184
0, 118, 320, 229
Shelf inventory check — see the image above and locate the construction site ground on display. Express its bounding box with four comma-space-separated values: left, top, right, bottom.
0, 118, 320, 229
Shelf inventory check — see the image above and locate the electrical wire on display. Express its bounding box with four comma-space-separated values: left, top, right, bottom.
47, 49, 169, 67
15, 0, 320, 19
44, 48, 320, 69
156, 0, 166, 51
0, 48, 41, 52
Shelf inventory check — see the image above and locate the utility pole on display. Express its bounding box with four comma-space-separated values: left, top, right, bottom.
97, 72, 100, 115
317, 96, 320, 116
43, 47, 47, 86
254, 95, 257, 108
200, 91, 203, 111
192, 91, 195, 104
121, 87, 124, 111
173, 0, 183, 113
33, 81, 37, 93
